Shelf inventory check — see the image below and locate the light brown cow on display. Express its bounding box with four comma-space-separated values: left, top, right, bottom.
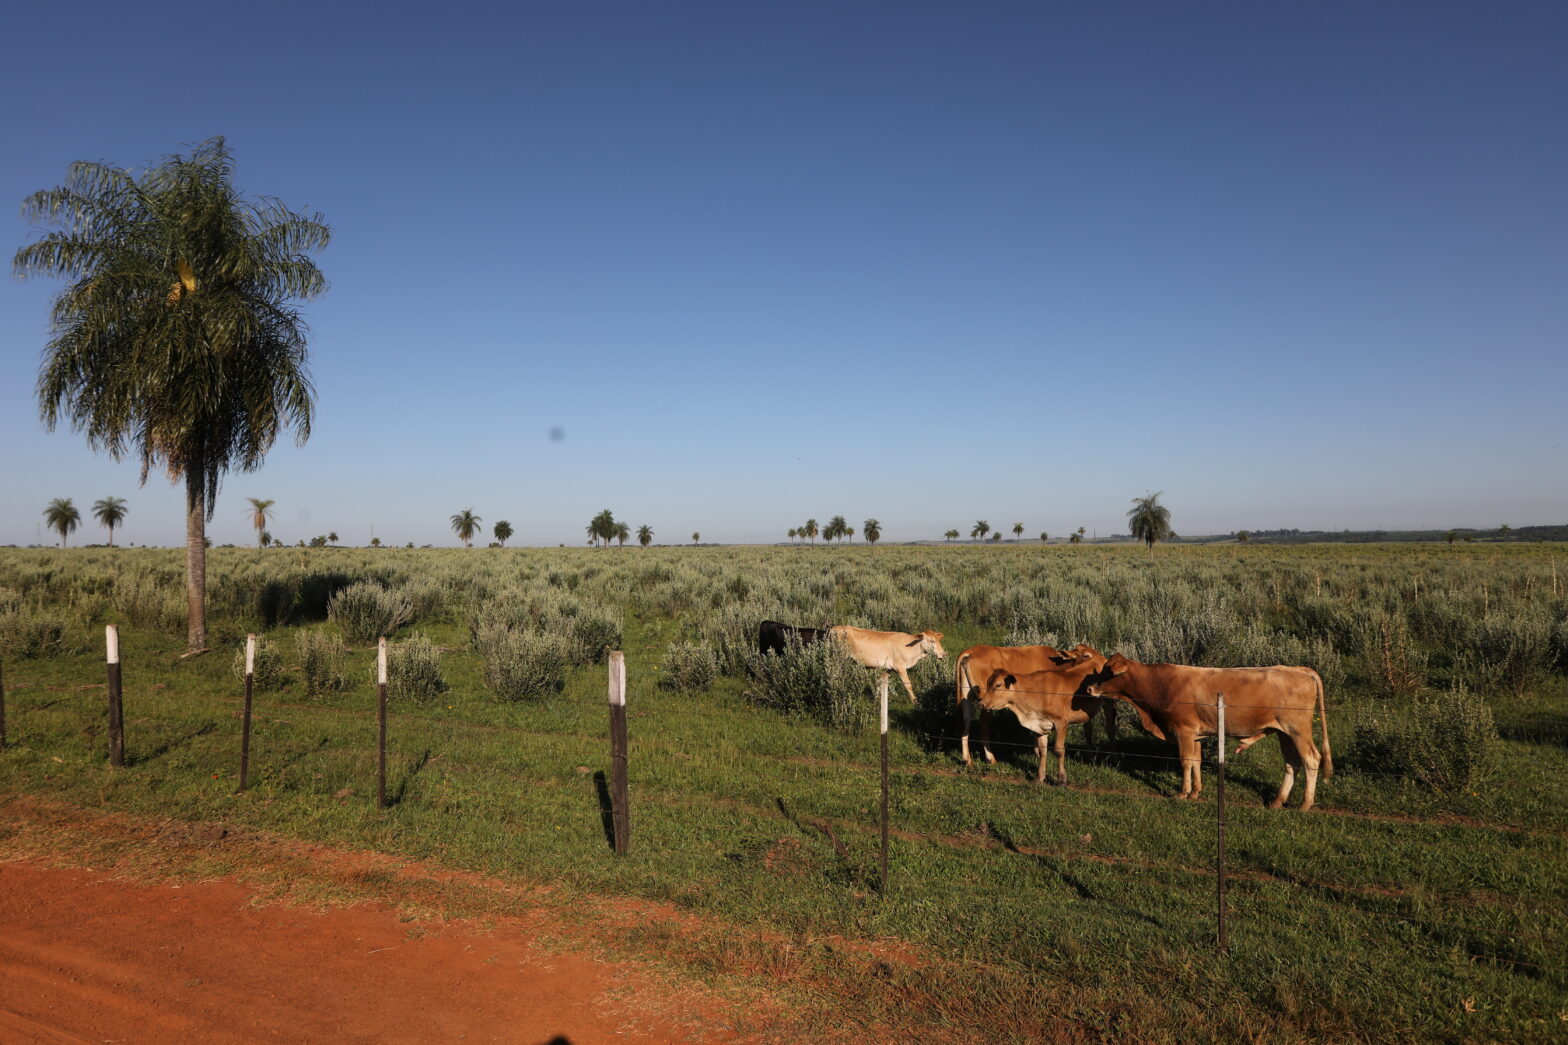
978, 655, 1120, 784
829, 626, 946, 703
1086, 654, 1333, 810
954, 643, 1108, 764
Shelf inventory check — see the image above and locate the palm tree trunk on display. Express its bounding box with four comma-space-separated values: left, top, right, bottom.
185, 466, 208, 650
107, 525, 114, 548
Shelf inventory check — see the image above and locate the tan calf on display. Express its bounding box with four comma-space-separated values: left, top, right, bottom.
829, 626, 946, 703
955, 643, 1104, 764
979, 657, 1118, 785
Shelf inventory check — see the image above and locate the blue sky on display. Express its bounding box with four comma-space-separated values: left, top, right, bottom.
3, 2, 1564, 546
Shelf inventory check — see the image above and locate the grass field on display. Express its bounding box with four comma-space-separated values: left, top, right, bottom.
2, 544, 1566, 1042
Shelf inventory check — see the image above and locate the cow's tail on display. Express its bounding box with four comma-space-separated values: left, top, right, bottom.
1314, 670, 1333, 779
955, 653, 973, 707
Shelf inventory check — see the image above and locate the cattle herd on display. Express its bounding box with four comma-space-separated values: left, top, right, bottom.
759, 621, 1333, 811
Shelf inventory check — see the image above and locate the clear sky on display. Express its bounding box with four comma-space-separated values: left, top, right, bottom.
3, 1, 1565, 547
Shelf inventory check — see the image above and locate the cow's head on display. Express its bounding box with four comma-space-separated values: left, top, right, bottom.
1056, 643, 1105, 668
907, 630, 946, 660
979, 669, 1018, 711
1083, 652, 1134, 698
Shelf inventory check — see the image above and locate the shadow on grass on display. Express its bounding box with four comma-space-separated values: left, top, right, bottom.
775, 796, 876, 891
128, 721, 216, 766
386, 747, 432, 808
592, 771, 615, 852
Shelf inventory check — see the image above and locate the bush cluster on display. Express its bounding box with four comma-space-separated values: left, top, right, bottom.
1348, 685, 1499, 790
659, 640, 719, 692
744, 638, 871, 732
230, 636, 287, 690
295, 628, 348, 696
474, 623, 571, 701
328, 581, 414, 644
387, 632, 445, 702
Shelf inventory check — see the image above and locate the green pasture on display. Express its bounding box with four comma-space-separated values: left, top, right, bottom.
1, 543, 1566, 1042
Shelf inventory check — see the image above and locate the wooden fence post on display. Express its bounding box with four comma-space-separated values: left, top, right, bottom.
239, 634, 255, 791
608, 651, 629, 855
376, 637, 388, 810
106, 625, 124, 767
880, 672, 890, 894
1216, 691, 1228, 954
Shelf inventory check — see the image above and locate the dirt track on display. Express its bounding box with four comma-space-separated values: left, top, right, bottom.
0, 862, 731, 1044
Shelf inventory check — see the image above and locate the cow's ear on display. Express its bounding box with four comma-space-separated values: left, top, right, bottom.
905, 636, 923, 647
1004, 674, 1017, 689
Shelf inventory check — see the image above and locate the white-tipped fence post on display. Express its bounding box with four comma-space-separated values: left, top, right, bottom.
376, 638, 388, 810
608, 651, 629, 855
239, 634, 256, 791
1216, 691, 1228, 953
106, 625, 124, 767
879, 672, 890, 894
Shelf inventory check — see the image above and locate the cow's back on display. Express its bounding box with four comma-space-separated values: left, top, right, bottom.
1134, 663, 1318, 734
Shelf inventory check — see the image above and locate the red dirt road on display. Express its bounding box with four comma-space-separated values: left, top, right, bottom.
0, 862, 732, 1044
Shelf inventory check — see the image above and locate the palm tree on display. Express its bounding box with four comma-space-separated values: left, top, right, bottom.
1069, 530, 1083, 545
370, 536, 381, 548
451, 508, 482, 547
945, 529, 959, 542
19, 139, 328, 651
493, 520, 513, 546
586, 508, 617, 547
246, 499, 276, 548
1127, 492, 1176, 552
826, 515, 848, 544
803, 519, 819, 544
863, 518, 882, 545
43, 498, 80, 546
1039, 532, 1049, 543
637, 524, 653, 547
1012, 522, 1024, 541
788, 527, 797, 543
93, 496, 129, 546
691, 531, 700, 544
1237, 530, 1250, 544
971, 520, 990, 540
260, 529, 274, 548
327, 531, 339, 546
614, 521, 630, 547
845, 526, 855, 542
990, 532, 1002, 542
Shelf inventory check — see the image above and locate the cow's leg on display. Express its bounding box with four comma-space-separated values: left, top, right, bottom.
1269, 734, 1299, 809
979, 705, 996, 763
1176, 731, 1202, 799
960, 697, 974, 766
896, 666, 918, 704
1035, 733, 1049, 783
1052, 718, 1069, 786
1292, 729, 1323, 811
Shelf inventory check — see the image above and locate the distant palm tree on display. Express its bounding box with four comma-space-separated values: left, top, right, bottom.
451, 508, 482, 548
1127, 492, 1176, 551
44, 498, 80, 546
1069, 530, 1083, 545
1445, 530, 1456, 546
1039, 531, 1048, 543
370, 536, 381, 548
260, 529, 273, 548
614, 521, 630, 547
586, 508, 617, 547
788, 527, 797, 543
826, 515, 848, 544
1012, 522, 1024, 541
21, 140, 329, 651
637, 524, 653, 547
493, 520, 513, 546
1498, 524, 1512, 539
803, 519, 819, 544
691, 531, 700, 544
863, 518, 882, 545
990, 532, 1002, 542
945, 529, 959, 542
971, 520, 990, 540
93, 496, 129, 546
327, 531, 339, 546
246, 498, 276, 548
1237, 530, 1249, 544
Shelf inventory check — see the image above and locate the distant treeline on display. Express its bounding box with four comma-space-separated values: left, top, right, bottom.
1228, 524, 1568, 544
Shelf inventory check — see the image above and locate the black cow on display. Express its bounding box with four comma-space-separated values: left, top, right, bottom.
758, 620, 830, 657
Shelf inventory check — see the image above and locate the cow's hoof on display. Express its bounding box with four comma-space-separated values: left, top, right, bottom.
1266, 799, 1285, 810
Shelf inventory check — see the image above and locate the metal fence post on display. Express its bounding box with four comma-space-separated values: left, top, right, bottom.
376, 637, 388, 810
880, 672, 890, 894
239, 634, 255, 791
609, 651, 629, 855
106, 625, 124, 767
1216, 691, 1228, 954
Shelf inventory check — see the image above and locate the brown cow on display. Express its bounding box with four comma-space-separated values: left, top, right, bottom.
955, 643, 1110, 764
978, 655, 1120, 785
1085, 654, 1333, 810
829, 626, 946, 703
